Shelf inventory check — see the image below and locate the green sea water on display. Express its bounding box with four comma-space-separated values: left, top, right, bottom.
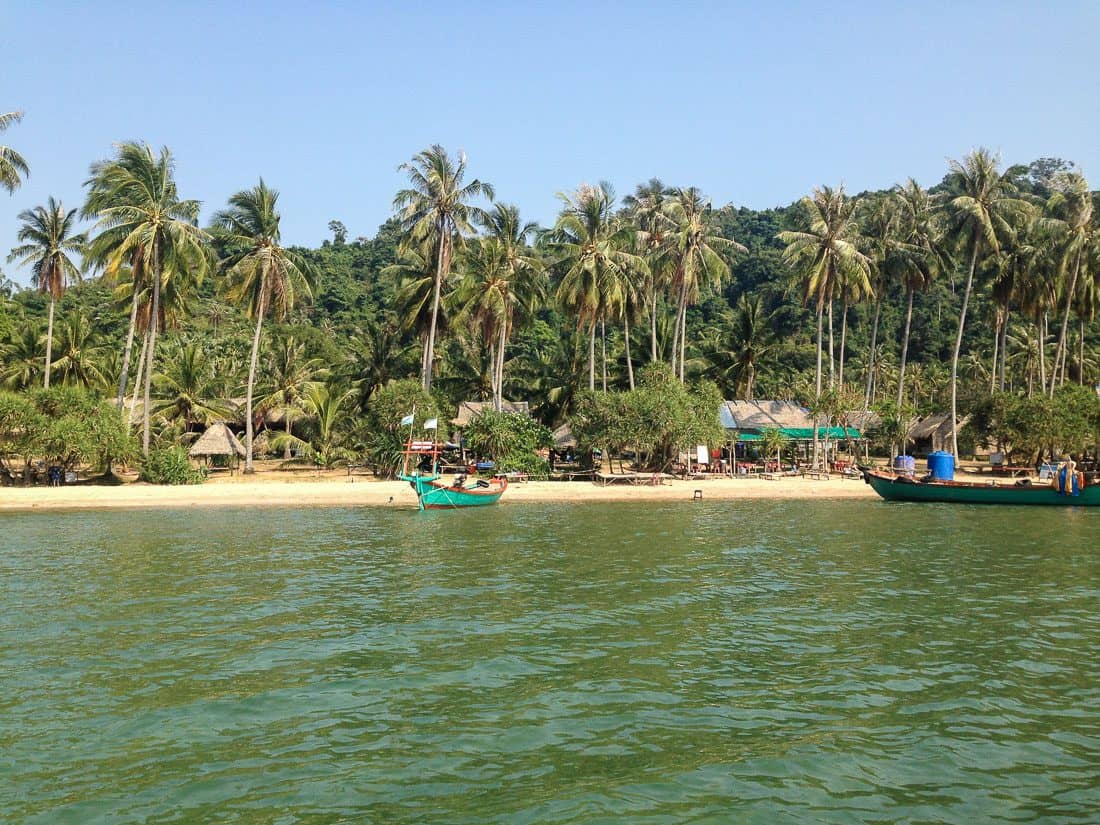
1, 501, 1097, 823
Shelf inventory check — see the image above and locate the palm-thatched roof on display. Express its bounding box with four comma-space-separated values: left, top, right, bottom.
907, 413, 970, 451
720, 400, 815, 430
552, 423, 576, 449
189, 422, 246, 458
452, 400, 530, 427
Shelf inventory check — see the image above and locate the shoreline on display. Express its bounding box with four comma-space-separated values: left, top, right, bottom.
0, 476, 878, 513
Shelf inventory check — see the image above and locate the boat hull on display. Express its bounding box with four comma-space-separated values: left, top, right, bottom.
400, 474, 508, 509
862, 469, 1100, 506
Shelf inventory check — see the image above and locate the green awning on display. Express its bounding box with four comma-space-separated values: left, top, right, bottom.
779, 427, 861, 439
734, 433, 763, 441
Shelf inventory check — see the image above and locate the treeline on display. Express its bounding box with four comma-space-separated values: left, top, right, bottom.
1, 107, 1098, 476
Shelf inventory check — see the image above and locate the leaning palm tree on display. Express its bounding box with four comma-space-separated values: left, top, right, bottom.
778, 185, 870, 467
7, 197, 86, 388
942, 149, 1031, 456
393, 146, 493, 390
662, 187, 744, 381
213, 179, 315, 473
550, 183, 647, 390
0, 111, 29, 194
82, 142, 210, 455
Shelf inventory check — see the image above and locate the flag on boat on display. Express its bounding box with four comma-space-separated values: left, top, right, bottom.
423, 418, 438, 430
399, 413, 414, 426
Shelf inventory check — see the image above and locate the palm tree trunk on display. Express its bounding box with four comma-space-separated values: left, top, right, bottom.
142, 245, 162, 457
496, 320, 508, 411
650, 291, 658, 362
813, 302, 823, 469
1038, 313, 1047, 391
826, 300, 835, 389
43, 298, 55, 389
116, 290, 140, 410
864, 297, 882, 413
624, 312, 635, 390
488, 338, 497, 404
245, 302, 265, 473
284, 413, 292, 460
679, 299, 688, 382
999, 308, 1009, 392
424, 229, 447, 391
990, 310, 1000, 392
1079, 317, 1086, 385
838, 301, 848, 387
896, 288, 914, 409
588, 319, 596, 391
600, 318, 608, 391
129, 330, 149, 429
1051, 250, 1082, 396
950, 242, 980, 458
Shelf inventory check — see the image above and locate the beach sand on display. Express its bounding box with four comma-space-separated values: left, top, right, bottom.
0, 473, 877, 512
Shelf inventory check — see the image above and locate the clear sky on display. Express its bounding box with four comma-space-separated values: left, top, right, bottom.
2, 1, 1098, 282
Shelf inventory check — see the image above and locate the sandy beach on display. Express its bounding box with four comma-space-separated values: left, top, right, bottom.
0, 473, 878, 512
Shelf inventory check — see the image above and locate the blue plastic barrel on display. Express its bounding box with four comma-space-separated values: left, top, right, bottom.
927, 451, 955, 481
893, 455, 916, 475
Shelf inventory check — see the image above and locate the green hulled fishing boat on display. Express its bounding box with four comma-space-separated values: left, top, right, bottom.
862, 467, 1099, 506
396, 417, 507, 510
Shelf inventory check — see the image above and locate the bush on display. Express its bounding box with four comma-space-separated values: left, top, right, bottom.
361, 379, 446, 478
464, 410, 552, 474
141, 447, 207, 485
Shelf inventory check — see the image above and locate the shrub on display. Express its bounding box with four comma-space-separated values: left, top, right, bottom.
464, 410, 552, 475
141, 446, 207, 485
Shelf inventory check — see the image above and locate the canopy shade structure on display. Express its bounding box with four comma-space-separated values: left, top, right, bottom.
780, 427, 861, 440
452, 400, 530, 428
189, 422, 246, 458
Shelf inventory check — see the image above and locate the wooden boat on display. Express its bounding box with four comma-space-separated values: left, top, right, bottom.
397, 436, 507, 510
862, 467, 1099, 506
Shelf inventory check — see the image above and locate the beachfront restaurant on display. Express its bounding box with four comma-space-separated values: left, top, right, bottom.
719, 400, 866, 471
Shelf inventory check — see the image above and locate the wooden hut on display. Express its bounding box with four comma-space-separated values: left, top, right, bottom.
908, 413, 970, 455
189, 422, 246, 473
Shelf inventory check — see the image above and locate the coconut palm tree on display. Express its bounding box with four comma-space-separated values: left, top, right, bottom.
1044, 172, 1096, 393
893, 180, 947, 406
551, 183, 647, 390
151, 340, 233, 432
386, 242, 450, 380
0, 321, 45, 389
82, 142, 210, 455
393, 145, 493, 390
942, 149, 1031, 455
778, 185, 870, 466
622, 178, 674, 362
0, 111, 29, 194
7, 198, 87, 388
662, 187, 744, 381
255, 336, 323, 459
213, 180, 315, 472
465, 202, 545, 408
704, 294, 775, 399
51, 312, 107, 389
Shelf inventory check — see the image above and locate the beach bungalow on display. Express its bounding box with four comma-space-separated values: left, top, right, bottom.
719, 400, 866, 469
189, 421, 246, 473
907, 413, 970, 455
451, 400, 532, 462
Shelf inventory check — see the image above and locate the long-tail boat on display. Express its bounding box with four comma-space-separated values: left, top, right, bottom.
862, 465, 1098, 506
397, 423, 507, 510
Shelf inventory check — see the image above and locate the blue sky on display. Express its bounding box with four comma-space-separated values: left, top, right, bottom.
2, 1, 1098, 282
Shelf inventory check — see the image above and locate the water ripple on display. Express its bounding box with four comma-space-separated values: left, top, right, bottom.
0, 501, 1097, 823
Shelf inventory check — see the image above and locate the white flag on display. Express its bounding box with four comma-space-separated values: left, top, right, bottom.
423, 418, 438, 430
399, 413, 414, 426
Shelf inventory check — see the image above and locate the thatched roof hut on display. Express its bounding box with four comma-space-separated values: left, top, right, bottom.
908, 413, 969, 453
552, 423, 576, 449
189, 422, 246, 459
452, 400, 530, 428
720, 400, 815, 431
